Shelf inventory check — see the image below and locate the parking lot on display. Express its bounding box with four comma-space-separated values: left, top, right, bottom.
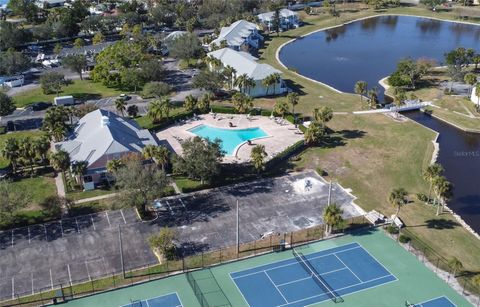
0, 171, 364, 302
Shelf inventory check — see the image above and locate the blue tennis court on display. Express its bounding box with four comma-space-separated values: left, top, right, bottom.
121, 292, 182, 307
230, 242, 397, 307
413, 296, 457, 307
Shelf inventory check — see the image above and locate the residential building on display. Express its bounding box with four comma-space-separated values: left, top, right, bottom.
210, 20, 264, 51
54, 109, 158, 190
257, 9, 301, 31
35, 0, 65, 8
207, 48, 287, 97
471, 85, 479, 105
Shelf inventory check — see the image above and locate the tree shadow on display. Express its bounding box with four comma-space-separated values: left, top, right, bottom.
320, 129, 367, 149
425, 218, 460, 230
70, 93, 102, 102
283, 78, 306, 95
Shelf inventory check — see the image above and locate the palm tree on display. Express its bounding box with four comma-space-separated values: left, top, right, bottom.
49, 150, 71, 180
232, 92, 253, 114
262, 74, 274, 96
20, 137, 37, 175
148, 97, 170, 123
367, 88, 378, 109
142, 144, 158, 161
389, 188, 408, 226
313, 106, 333, 128
1, 138, 20, 173
198, 92, 212, 112
71, 161, 88, 184
34, 136, 51, 168
354, 81, 368, 104
106, 159, 124, 174
234, 74, 249, 94
463, 73, 477, 95
323, 203, 344, 236
250, 144, 267, 173
432, 176, 452, 216
287, 92, 299, 119
393, 87, 407, 108
422, 163, 444, 204
184, 95, 198, 112
223, 65, 236, 90
115, 98, 127, 116
304, 123, 324, 146
475, 83, 480, 107
155, 146, 170, 172
448, 257, 463, 278
273, 100, 289, 118
269, 73, 281, 96
245, 77, 256, 96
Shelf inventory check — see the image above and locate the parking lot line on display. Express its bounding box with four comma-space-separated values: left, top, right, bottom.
91, 215, 96, 231
11, 230, 13, 247
120, 209, 127, 224
31, 273, 34, 295
85, 262, 91, 281
11, 277, 14, 300
179, 198, 187, 210
106, 212, 111, 228
75, 218, 80, 233
28, 227, 31, 244
50, 269, 53, 290
67, 264, 72, 285
165, 200, 174, 215
60, 220, 64, 237
44, 224, 47, 240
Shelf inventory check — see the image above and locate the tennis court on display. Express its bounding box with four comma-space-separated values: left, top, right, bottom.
412, 296, 457, 307
120, 292, 182, 307
230, 242, 397, 306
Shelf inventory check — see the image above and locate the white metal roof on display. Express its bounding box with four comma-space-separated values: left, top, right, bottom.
211, 20, 259, 47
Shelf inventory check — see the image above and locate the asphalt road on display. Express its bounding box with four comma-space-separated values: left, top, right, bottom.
0, 171, 363, 301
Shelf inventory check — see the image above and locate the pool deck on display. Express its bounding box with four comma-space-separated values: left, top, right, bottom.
156, 114, 304, 163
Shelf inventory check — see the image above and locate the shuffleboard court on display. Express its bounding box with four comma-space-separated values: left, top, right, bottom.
230, 242, 397, 307
121, 292, 182, 307
412, 296, 457, 307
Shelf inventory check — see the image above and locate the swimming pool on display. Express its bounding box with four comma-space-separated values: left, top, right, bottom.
188, 125, 268, 156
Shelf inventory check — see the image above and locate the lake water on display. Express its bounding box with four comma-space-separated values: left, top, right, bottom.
279, 16, 480, 99
280, 16, 480, 233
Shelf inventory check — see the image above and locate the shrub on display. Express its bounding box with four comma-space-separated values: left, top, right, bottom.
385, 225, 399, 234
142, 82, 172, 98
399, 234, 411, 243
417, 193, 429, 202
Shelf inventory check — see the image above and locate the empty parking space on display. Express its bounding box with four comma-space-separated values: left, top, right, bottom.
12, 228, 29, 246
122, 208, 140, 224
107, 210, 127, 227
91, 212, 111, 230
0, 231, 12, 249
29, 225, 47, 243
61, 218, 79, 236
76, 215, 94, 232
45, 222, 63, 241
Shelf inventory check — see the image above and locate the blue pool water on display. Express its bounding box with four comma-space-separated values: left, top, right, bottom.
189, 125, 268, 156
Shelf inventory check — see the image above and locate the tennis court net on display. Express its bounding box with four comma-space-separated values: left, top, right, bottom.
292, 248, 344, 303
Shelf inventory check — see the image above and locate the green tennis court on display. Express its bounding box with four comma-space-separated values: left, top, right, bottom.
60, 229, 472, 307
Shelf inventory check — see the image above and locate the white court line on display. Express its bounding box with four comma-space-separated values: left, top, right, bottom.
50, 269, 54, 290
11, 277, 14, 300
105, 211, 111, 227
91, 214, 96, 230
415, 296, 457, 307
355, 242, 397, 279
178, 198, 187, 210
231, 244, 361, 279
67, 264, 72, 284
333, 254, 362, 283
75, 218, 80, 233
264, 271, 289, 304
145, 300, 150, 307
120, 209, 127, 224
276, 267, 349, 288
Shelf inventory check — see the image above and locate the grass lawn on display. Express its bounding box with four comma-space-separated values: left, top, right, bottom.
11, 79, 124, 108
255, 5, 480, 281
11, 175, 57, 205
0, 130, 46, 168
134, 106, 187, 130
66, 186, 118, 201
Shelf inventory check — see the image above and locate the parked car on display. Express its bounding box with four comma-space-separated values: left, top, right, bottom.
119, 94, 131, 101
31, 102, 52, 111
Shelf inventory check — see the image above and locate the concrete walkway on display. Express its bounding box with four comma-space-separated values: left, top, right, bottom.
54, 173, 66, 197
74, 192, 119, 204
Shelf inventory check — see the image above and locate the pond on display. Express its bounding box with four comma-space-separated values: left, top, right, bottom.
279, 15, 480, 233
279, 15, 480, 100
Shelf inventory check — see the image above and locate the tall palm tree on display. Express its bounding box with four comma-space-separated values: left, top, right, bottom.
262, 74, 274, 96
367, 88, 378, 109
354, 81, 368, 104
142, 144, 158, 161
155, 146, 170, 172
223, 65, 237, 90
269, 73, 281, 96
51, 124, 67, 142
148, 97, 170, 123
313, 106, 333, 128
393, 87, 406, 108
323, 203, 344, 236
234, 73, 249, 94
20, 137, 37, 175
198, 92, 212, 112
115, 98, 127, 117
245, 77, 256, 96
250, 144, 267, 173
184, 95, 198, 112
389, 188, 408, 226
422, 163, 444, 204
463, 73, 477, 95
34, 136, 51, 167
49, 150, 71, 179
106, 159, 124, 174
71, 161, 88, 184
304, 123, 324, 146
1, 138, 20, 173
287, 92, 299, 121
273, 100, 289, 118
232, 92, 253, 114
432, 176, 452, 216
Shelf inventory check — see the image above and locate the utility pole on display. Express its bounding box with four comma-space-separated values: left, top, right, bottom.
236, 200, 239, 255
327, 181, 332, 206
118, 225, 125, 278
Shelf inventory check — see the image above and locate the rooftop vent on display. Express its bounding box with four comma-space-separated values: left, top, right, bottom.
101, 115, 110, 127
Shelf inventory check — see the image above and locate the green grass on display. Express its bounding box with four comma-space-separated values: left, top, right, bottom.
11, 176, 57, 205
66, 186, 118, 201
174, 176, 209, 193
0, 131, 45, 168
11, 79, 124, 108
